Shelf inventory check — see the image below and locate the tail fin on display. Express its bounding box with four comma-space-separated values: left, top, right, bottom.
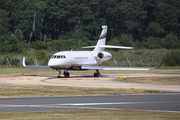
93, 26, 107, 52
82, 25, 133, 51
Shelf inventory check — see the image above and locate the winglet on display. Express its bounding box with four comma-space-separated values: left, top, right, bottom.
22, 55, 26, 67
155, 57, 165, 69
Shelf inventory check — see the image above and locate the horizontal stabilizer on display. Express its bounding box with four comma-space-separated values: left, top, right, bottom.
82, 45, 133, 49
82, 46, 96, 49
100, 45, 133, 49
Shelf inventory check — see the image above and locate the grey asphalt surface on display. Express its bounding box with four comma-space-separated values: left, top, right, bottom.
0, 93, 180, 113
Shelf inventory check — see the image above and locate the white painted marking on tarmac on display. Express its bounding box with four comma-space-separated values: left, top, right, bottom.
0, 104, 119, 110
59, 102, 144, 106
0, 102, 142, 108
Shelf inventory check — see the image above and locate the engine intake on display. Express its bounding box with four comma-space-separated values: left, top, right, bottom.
94, 51, 112, 62
98, 52, 104, 59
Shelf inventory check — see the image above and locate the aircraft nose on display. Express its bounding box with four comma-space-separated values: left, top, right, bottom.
48, 59, 57, 68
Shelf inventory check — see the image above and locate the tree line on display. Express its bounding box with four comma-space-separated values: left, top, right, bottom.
0, 0, 180, 54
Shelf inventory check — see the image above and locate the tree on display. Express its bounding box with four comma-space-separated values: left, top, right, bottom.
163, 33, 180, 49
153, 0, 180, 37
120, 0, 147, 41
14, 29, 24, 42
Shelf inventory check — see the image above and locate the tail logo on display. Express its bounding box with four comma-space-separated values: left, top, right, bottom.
99, 33, 107, 40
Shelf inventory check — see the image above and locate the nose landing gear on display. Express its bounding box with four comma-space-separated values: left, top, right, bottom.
57, 69, 61, 78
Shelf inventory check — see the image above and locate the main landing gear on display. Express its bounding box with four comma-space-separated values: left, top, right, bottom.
94, 69, 101, 77
64, 70, 70, 78
56, 69, 70, 78
57, 69, 100, 78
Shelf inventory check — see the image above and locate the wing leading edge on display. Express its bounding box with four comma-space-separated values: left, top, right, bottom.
81, 66, 152, 70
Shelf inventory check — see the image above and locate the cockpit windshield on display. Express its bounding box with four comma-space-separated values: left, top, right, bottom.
51, 55, 66, 59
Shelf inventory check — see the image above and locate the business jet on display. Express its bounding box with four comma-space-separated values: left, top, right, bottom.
22, 26, 164, 78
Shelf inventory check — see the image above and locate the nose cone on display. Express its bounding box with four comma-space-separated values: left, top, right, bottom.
48, 59, 58, 68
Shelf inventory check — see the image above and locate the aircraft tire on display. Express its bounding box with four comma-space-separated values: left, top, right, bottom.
94, 73, 99, 77
64, 72, 70, 78
67, 73, 70, 77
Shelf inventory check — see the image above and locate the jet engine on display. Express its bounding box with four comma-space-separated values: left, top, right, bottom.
95, 51, 112, 62
97, 52, 104, 59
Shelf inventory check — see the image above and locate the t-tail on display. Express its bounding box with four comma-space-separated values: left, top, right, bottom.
93, 26, 107, 52
82, 25, 134, 52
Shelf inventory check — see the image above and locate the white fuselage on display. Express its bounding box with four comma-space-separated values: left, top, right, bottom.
48, 51, 112, 69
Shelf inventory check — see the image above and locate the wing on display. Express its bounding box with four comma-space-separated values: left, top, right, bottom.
25, 66, 51, 69
22, 55, 51, 69
82, 57, 165, 70
82, 66, 152, 70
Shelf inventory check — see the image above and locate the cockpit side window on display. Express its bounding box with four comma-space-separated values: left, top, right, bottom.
57, 55, 60, 58
51, 55, 66, 59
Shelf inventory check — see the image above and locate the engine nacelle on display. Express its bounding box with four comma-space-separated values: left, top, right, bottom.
95, 51, 112, 62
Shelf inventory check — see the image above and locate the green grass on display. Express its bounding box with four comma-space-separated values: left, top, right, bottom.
0, 85, 161, 98
0, 110, 180, 120
121, 76, 180, 84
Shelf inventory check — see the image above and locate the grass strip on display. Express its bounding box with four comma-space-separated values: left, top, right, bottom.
121, 76, 180, 84
0, 110, 180, 120
0, 85, 161, 98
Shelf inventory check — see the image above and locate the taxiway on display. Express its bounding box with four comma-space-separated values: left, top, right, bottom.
0, 93, 180, 113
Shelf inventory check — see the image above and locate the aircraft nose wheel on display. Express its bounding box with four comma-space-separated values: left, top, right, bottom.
57, 69, 61, 78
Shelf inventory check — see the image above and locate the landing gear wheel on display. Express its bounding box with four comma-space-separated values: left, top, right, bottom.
64, 71, 70, 78
93, 69, 100, 77
94, 73, 99, 77
57, 76, 61, 78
